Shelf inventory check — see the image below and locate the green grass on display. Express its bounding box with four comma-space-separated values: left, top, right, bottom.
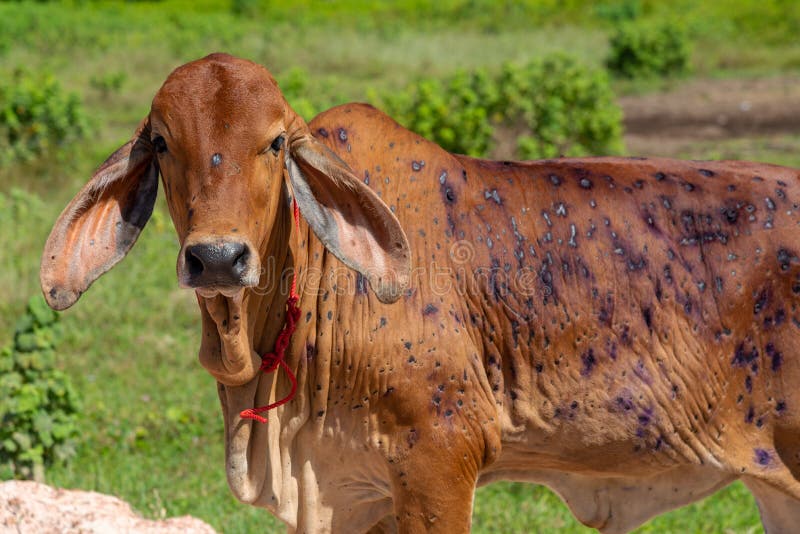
3, 0, 800, 532
473, 481, 760, 533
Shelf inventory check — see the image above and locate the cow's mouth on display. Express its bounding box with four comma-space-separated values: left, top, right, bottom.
195, 286, 245, 299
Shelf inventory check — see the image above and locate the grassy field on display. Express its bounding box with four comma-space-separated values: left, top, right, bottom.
3, 1, 800, 532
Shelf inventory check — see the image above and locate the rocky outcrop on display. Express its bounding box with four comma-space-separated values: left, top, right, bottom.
0, 480, 217, 533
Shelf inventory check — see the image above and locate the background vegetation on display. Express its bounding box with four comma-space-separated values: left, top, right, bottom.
2, 0, 799, 532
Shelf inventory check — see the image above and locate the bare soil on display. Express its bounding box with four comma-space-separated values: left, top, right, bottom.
490, 76, 800, 160
620, 76, 800, 157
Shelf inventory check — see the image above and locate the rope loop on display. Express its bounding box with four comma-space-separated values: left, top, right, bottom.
239, 201, 302, 424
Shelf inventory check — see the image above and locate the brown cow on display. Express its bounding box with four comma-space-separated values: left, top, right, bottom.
41, 53, 800, 533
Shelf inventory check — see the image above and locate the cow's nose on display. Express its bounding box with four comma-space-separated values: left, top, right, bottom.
184, 241, 250, 286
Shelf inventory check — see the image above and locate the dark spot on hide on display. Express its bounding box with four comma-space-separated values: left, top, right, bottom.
746, 405, 755, 423
580, 349, 596, 376
642, 307, 653, 330
422, 304, 439, 316
754, 448, 772, 466
356, 273, 368, 295
766, 343, 783, 371
753, 290, 769, 315
777, 248, 798, 271
722, 206, 738, 224
732, 340, 759, 368
407, 428, 418, 449
317, 128, 329, 138
633, 360, 652, 384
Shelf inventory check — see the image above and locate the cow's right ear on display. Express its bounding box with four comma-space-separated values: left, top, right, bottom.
40, 119, 158, 311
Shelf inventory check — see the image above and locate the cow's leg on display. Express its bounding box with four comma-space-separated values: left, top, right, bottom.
743, 476, 800, 534
388, 443, 479, 533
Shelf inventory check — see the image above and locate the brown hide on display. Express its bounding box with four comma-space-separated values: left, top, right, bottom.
40, 55, 800, 533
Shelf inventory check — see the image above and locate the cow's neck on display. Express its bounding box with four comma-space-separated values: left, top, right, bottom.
212, 185, 317, 520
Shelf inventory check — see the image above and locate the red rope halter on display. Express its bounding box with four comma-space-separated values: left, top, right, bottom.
239, 201, 302, 423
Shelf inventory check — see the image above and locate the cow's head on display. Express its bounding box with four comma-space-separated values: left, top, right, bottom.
40, 53, 411, 386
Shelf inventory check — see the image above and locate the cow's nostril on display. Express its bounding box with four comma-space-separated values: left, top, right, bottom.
232, 247, 249, 276
186, 247, 205, 277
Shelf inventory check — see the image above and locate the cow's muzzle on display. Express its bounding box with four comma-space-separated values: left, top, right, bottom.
178, 239, 260, 290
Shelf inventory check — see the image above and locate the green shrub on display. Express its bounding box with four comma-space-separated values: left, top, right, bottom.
606, 21, 692, 79
379, 72, 496, 157
506, 54, 624, 159
278, 68, 349, 122
279, 67, 323, 121
89, 71, 127, 98
0, 70, 91, 164
377, 54, 623, 159
231, 0, 261, 17
594, 0, 642, 24
0, 295, 81, 481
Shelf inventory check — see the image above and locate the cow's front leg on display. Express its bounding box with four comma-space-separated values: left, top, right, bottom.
388, 438, 481, 533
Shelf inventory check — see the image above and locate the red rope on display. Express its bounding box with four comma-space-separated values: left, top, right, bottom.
239, 201, 302, 423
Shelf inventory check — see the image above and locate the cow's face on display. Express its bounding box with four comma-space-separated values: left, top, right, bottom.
40, 54, 411, 385
149, 56, 289, 297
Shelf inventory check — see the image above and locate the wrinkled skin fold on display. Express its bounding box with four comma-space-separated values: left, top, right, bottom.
41, 54, 800, 533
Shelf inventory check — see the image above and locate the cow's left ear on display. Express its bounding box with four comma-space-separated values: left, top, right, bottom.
40, 118, 158, 311
286, 135, 411, 303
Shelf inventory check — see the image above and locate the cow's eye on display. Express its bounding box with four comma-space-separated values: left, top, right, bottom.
270, 134, 285, 154
153, 135, 168, 154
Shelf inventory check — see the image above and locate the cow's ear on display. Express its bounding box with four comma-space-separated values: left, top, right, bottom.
40, 119, 158, 311
286, 135, 411, 303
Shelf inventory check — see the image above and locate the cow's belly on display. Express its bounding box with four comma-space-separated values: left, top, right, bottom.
478, 454, 735, 534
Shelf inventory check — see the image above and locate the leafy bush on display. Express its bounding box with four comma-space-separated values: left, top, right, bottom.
0, 295, 81, 481
376, 54, 623, 159
89, 71, 127, 98
594, 0, 642, 23
279, 67, 324, 122
606, 21, 692, 79
0, 70, 91, 164
0, 189, 50, 338
505, 55, 624, 159
378, 72, 496, 157
231, 0, 261, 17
278, 67, 349, 122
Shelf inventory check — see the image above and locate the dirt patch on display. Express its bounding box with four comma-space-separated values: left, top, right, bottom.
489, 76, 800, 160
621, 76, 800, 157
0, 480, 217, 534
